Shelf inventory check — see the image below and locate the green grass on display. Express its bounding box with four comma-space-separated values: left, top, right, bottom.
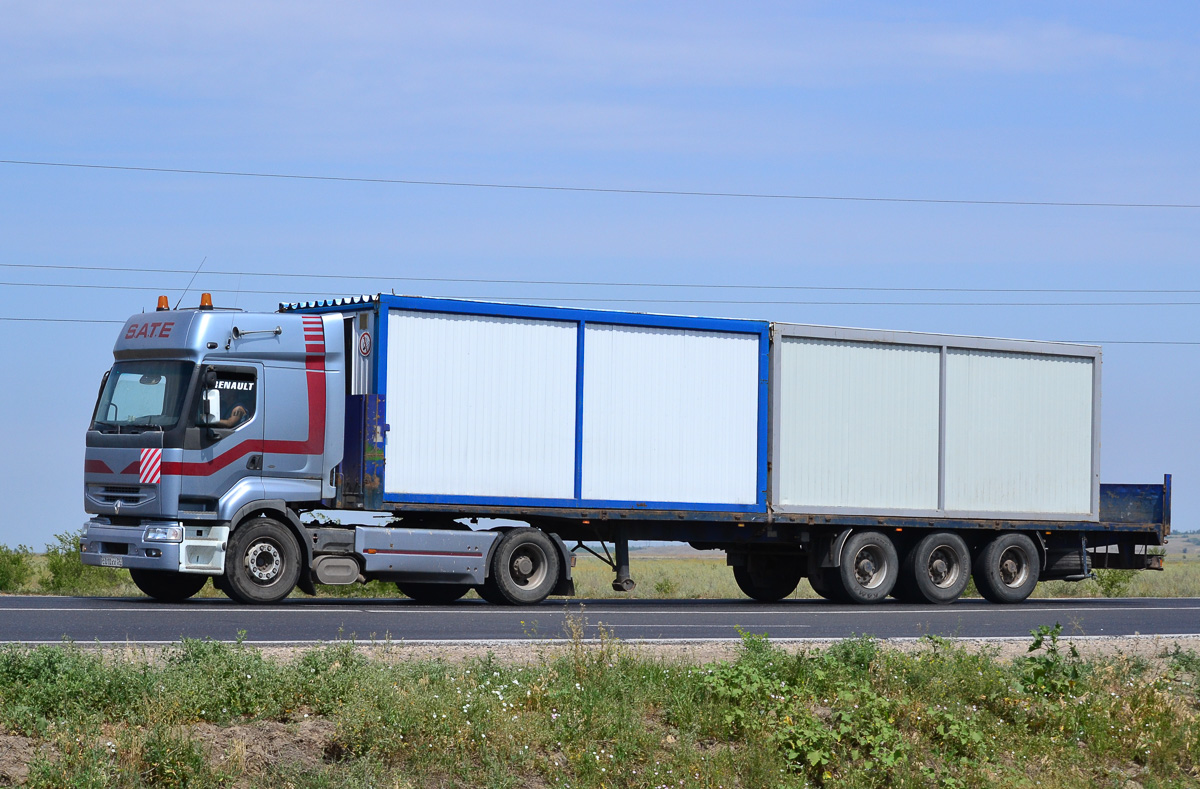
0, 628, 1198, 787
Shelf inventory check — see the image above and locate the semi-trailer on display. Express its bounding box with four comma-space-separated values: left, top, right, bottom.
81, 293, 1169, 606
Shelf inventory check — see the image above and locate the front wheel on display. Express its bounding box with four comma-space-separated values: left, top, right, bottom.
973, 533, 1039, 604
486, 528, 561, 606
222, 517, 302, 604
129, 568, 209, 602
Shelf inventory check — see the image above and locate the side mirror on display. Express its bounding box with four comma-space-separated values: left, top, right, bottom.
201, 389, 222, 425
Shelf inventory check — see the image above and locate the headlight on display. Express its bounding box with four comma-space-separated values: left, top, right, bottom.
143, 525, 184, 543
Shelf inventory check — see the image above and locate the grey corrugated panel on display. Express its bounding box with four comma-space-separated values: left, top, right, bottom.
944, 349, 1094, 516
776, 337, 941, 510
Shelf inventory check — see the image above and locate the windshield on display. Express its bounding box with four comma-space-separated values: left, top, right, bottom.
91, 361, 195, 433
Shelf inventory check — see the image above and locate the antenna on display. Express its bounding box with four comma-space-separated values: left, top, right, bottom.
175, 256, 207, 309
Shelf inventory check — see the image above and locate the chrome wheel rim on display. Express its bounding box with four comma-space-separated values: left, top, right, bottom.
998, 546, 1030, 588
509, 544, 548, 590
853, 544, 889, 589
927, 546, 961, 589
246, 541, 282, 583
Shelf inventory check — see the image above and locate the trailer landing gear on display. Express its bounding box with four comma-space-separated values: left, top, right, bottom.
571, 534, 637, 593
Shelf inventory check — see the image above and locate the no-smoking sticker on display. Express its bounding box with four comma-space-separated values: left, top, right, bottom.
358, 331, 372, 356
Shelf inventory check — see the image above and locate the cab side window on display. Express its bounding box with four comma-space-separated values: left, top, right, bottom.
196, 369, 257, 429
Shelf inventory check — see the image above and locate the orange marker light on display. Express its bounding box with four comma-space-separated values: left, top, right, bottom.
199, 293, 214, 310
156, 295, 170, 311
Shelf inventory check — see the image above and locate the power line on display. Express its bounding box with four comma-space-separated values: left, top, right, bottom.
3, 280, 1200, 306
2, 159, 1197, 210
0, 315, 1194, 345
1, 262, 1197, 295
0, 317, 122, 324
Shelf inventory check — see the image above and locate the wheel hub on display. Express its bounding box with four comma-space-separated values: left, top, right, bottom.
998, 547, 1029, 588
512, 555, 534, 578
927, 546, 960, 588
246, 542, 281, 583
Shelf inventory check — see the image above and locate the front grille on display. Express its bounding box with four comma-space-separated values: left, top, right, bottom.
87, 484, 154, 507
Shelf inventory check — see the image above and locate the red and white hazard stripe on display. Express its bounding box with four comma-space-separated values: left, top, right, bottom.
139, 448, 162, 484
302, 316, 325, 354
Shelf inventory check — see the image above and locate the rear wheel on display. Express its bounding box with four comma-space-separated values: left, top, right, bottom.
474, 580, 508, 605
223, 517, 302, 604
806, 551, 849, 602
487, 528, 561, 606
837, 531, 899, 603
732, 555, 802, 602
900, 532, 971, 604
129, 568, 208, 602
974, 533, 1039, 604
396, 582, 470, 604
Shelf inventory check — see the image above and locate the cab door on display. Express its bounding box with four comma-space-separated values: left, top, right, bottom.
178, 363, 266, 511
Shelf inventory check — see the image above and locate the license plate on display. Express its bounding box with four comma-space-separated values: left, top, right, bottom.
100, 556, 124, 568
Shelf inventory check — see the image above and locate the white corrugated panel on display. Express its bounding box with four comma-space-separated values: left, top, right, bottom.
384, 310, 577, 499
776, 338, 941, 510
581, 324, 759, 504
944, 349, 1093, 515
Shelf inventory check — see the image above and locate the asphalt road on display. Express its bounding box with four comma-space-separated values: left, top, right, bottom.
1, 596, 1198, 644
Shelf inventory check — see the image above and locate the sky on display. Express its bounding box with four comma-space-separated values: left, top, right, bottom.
1, 1, 1197, 548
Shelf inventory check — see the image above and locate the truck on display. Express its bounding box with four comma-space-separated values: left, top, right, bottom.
81, 292, 1170, 606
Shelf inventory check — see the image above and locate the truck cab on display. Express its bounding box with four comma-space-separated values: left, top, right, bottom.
81, 295, 344, 602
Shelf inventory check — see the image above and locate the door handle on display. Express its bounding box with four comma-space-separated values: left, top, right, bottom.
246, 455, 263, 471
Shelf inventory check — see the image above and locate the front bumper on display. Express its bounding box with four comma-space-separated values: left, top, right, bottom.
80, 519, 182, 571
81, 519, 229, 575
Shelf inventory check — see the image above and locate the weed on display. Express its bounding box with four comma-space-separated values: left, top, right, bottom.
0, 543, 33, 591
1092, 568, 1137, 598
1019, 623, 1085, 696
42, 529, 126, 595
652, 577, 677, 596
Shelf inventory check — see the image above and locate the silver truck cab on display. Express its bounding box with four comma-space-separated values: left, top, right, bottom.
81, 295, 344, 602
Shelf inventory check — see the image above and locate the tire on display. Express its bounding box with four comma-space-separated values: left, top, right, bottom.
222, 517, 302, 604
129, 568, 208, 602
837, 531, 899, 604
806, 550, 850, 602
901, 532, 971, 604
487, 528, 561, 606
973, 533, 1040, 604
732, 555, 802, 602
474, 580, 508, 605
397, 582, 470, 604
